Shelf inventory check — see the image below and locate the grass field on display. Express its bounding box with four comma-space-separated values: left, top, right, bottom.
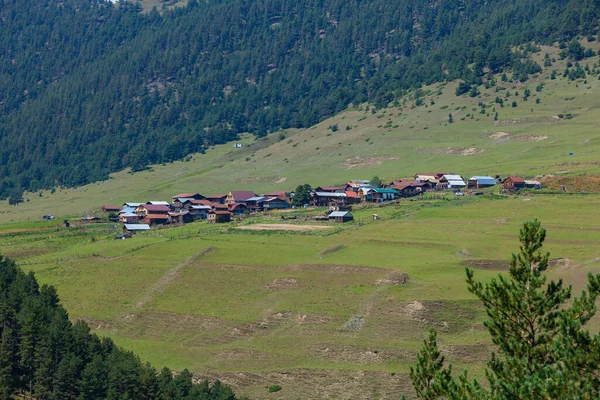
2, 43, 600, 398
4, 193, 600, 398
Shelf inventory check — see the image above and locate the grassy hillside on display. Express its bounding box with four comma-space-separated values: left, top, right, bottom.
1, 43, 599, 222
3, 194, 600, 399
2, 44, 600, 398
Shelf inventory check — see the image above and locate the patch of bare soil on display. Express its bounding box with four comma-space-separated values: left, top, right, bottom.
237, 224, 331, 231
318, 244, 345, 257
295, 313, 338, 326
418, 147, 484, 156
441, 344, 491, 363
200, 369, 414, 400
486, 131, 511, 144
550, 258, 581, 272
215, 348, 269, 362
375, 271, 409, 286
456, 248, 471, 257
494, 217, 508, 223
268, 278, 300, 289
74, 317, 114, 331
465, 259, 509, 270
286, 264, 389, 274
235, 176, 287, 184
517, 135, 548, 142
344, 155, 399, 169
495, 115, 561, 126
312, 344, 414, 365
340, 314, 365, 332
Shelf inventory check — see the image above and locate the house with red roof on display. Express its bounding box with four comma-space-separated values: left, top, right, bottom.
225, 191, 256, 205
503, 176, 525, 191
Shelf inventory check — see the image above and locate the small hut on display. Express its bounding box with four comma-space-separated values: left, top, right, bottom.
328, 211, 354, 223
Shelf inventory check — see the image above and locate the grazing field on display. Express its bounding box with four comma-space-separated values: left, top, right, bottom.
4, 194, 600, 399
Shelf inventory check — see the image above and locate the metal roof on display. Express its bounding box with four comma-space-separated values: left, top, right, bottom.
443, 174, 464, 181
124, 224, 150, 230
329, 211, 353, 217
174, 198, 194, 203
119, 207, 137, 214
190, 205, 211, 210
314, 192, 347, 197
147, 201, 170, 206
524, 180, 541, 185
374, 188, 399, 194
121, 212, 138, 217
470, 176, 496, 184
123, 202, 142, 207
246, 196, 268, 202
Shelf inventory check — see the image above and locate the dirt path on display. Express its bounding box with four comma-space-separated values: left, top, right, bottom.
134, 247, 215, 308
236, 224, 332, 231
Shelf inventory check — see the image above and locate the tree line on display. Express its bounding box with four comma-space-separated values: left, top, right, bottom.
1, 0, 599, 199
0, 254, 244, 399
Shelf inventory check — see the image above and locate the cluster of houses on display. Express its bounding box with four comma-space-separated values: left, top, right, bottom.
102, 174, 540, 233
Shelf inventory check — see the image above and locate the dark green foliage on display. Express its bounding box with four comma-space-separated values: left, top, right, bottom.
370, 176, 382, 188
448, 114, 454, 124
0, 254, 241, 400
0, 0, 598, 198
268, 384, 282, 393
292, 184, 312, 206
409, 220, 600, 399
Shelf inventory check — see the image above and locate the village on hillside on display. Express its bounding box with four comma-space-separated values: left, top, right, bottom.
95, 173, 542, 235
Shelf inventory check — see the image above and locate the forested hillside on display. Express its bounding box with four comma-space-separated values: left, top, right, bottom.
0, 254, 243, 399
0, 0, 598, 199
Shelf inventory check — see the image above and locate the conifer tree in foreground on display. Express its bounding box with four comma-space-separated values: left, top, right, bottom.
409, 220, 600, 399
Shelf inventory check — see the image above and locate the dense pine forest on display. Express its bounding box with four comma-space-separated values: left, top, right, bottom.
0, 254, 243, 399
0, 0, 598, 199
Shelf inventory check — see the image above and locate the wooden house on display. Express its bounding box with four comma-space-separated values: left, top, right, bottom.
467, 176, 497, 189
503, 176, 525, 191
123, 224, 150, 234
414, 173, 446, 186
245, 196, 268, 211
264, 191, 291, 201
389, 180, 429, 197
328, 211, 354, 223
171, 193, 204, 202
311, 191, 348, 207
524, 180, 542, 189
136, 204, 170, 225
314, 186, 343, 193
188, 205, 211, 219
205, 194, 227, 204
228, 203, 248, 215
122, 202, 142, 209
344, 180, 371, 193
438, 175, 466, 190
225, 191, 256, 205
263, 198, 291, 210
102, 205, 121, 212
207, 210, 232, 223
168, 211, 194, 224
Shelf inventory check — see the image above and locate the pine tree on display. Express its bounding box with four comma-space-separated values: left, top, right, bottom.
409, 220, 600, 399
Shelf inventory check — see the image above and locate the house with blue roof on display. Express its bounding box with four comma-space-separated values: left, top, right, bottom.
467, 176, 497, 189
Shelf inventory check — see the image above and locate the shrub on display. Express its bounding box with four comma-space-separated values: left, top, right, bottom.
268, 385, 282, 393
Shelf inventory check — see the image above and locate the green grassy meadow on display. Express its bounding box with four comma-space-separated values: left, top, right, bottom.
4, 194, 600, 398
2, 44, 600, 398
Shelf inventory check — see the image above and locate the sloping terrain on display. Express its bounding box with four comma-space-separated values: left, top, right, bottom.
1, 43, 599, 221
4, 195, 600, 399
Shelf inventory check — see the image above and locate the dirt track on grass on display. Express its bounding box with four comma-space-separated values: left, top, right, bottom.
236, 224, 332, 231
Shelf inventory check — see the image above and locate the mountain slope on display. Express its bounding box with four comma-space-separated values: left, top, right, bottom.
0, 0, 598, 198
